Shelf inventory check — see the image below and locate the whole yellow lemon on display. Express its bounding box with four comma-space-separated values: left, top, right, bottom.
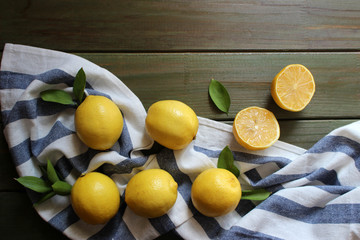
125, 169, 178, 218
145, 100, 198, 150
191, 168, 242, 217
75, 95, 123, 150
71, 172, 120, 225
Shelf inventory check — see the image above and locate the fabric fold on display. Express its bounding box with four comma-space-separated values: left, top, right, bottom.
1, 43, 359, 240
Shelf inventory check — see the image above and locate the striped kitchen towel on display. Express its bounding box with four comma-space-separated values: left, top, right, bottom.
1, 43, 359, 240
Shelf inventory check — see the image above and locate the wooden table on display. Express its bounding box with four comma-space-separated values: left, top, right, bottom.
1, 1, 359, 239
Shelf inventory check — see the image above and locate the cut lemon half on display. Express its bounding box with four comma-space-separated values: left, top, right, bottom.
271, 64, 315, 112
233, 107, 280, 150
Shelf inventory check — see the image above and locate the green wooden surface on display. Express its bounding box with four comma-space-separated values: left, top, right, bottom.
1, 0, 360, 51
1, 0, 360, 239
77, 52, 360, 120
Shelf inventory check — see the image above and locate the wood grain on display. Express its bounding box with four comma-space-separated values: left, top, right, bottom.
1, 0, 359, 51
1, 0, 360, 239
77, 52, 360, 120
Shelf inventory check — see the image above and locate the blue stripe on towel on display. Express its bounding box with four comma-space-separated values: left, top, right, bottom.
189, 194, 278, 239
48, 205, 79, 232
248, 172, 307, 188
258, 195, 360, 224
0, 71, 39, 89
235, 199, 257, 217
192, 211, 224, 239
31, 121, 75, 156
149, 214, 176, 235
233, 151, 291, 168
117, 118, 133, 158
0, 68, 97, 126
2, 99, 75, 125
315, 185, 354, 195
245, 169, 263, 185
9, 121, 75, 166
306, 168, 340, 186
246, 167, 341, 189
9, 138, 32, 166
194, 146, 292, 167
85, 89, 111, 98
68, 148, 101, 174
218, 226, 283, 240
103, 156, 150, 175
0, 69, 74, 89
89, 198, 135, 240
308, 135, 360, 170
55, 156, 74, 179
156, 148, 192, 204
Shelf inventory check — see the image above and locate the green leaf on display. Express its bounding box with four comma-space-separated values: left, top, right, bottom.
217, 146, 240, 178
47, 159, 60, 184
15, 176, 52, 193
241, 189, 271, 201
51, 181, 72, 196
209, 78, 231, 114
38, 165, 48, 179
33, 191, 56, 206
73, 68, 86, 104
40, 89, 74, 105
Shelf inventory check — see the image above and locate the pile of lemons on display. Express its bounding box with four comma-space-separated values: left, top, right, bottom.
70, 64, 315, 225
72, 96, 240, 224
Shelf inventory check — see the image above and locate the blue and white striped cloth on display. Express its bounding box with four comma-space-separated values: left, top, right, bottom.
1, 43, 359, 240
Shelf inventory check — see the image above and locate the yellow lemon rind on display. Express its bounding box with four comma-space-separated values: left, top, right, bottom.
145, 100, 199, 150
191, 168, 241, 217
125, 169, 178, 218
75, 95, 124, 150
71, 172, 120, 225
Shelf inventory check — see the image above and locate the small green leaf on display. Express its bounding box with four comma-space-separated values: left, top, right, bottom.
209, 78, 231, 114
73, 68, 86, 104
47, 159, 60, 184
38, 165, 48, 179
33, 191, 56, 206
51, 181, 72, 196
217, 146, 240, 178
241, 189, 271, 201
15, 176, 52, 193
40, 89, 74, 105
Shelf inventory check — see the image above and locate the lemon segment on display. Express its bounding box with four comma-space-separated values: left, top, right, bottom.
145, 100, 198, 150
233, 106, 280, 151
271, 64, 315, 112
75, 95, 123, 150
71, 172, 120, 225
191, 168, 241, 217
125, 169, 178, 218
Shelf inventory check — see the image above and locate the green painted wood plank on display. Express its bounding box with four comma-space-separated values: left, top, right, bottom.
277, 119, 359, 150
77, 52, 360, 120
1, 0, 359, 51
